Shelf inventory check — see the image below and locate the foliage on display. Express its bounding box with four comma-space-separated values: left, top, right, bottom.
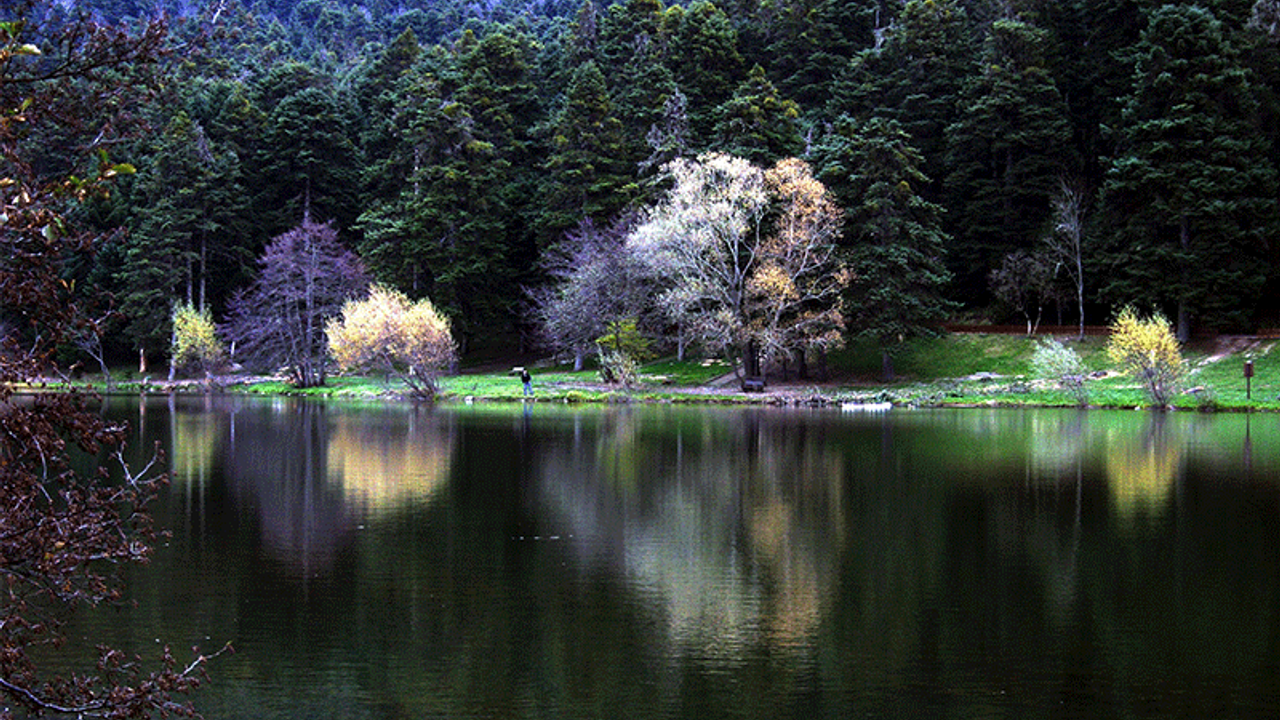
630, 153, 848, 378
170, 301, 226, 376
751, 157, 849, 373
1030, 337, 1089, 406
1106, 306, 1188, 408
529, 216, 651, 370
595, 317, 653, 362
22, 0, 1280, 367
1098, 4, 1279, 338
943, 16, 1074, 299
326, 284, 457, 399
598, 347, 641, 387
629, 151, 769, 373
221, 217, 368, 388
0, 9, 227, 718
815, 116, 953, 379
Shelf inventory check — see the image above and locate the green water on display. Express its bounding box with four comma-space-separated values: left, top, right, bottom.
52, 396, 1280, 718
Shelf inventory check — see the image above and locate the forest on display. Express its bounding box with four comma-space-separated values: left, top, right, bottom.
8, 0, 1280, 375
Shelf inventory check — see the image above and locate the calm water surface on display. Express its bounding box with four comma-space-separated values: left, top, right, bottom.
56, 396, 1280, 718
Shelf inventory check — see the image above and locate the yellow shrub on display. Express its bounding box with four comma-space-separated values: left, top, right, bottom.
171, 302, 225, 376
327, 284, 456, 398
1106, 306, 1186, 407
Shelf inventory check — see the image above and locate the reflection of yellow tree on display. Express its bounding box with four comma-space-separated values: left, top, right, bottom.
1104, 419, 1182, 523
326, 414, 455, 513
169, 410, 223, 485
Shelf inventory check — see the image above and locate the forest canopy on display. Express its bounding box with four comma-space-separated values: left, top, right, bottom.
9, 0, 1280, 376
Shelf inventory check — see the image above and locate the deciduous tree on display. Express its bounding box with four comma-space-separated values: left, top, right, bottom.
530, 215, 651, 371
0, 9, 228, 718
1107, 305, 1187, 408
629, 152, 769, 376
751, 157, 848, 376
327, 284, 456, 399
630, 153, 847, 378
989, 249, 1057, 336
170, 301, 226, 378
221, 217, 368, 387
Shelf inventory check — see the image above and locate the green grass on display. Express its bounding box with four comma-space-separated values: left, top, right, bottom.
37, 334, 1280, 411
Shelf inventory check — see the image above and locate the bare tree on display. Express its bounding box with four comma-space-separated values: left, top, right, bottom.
990, 250, 1057, 335
529, 215, 650, 371
629, 153, 769, 377
629, 153, 847, 379
1044, 177, 1088, 338
1, 8, 229, 717
221, 217, 368, 387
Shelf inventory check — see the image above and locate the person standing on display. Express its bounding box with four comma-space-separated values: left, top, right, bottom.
520, 368, 532, 397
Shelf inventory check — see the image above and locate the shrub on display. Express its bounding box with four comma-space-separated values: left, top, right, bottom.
1031, 337, 1089, 406
597, 348, 640, 387
1106, 306, 1187, 407
171, 301, 226, 376
326, 284, 456, 399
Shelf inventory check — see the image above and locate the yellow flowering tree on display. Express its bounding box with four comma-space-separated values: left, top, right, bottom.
326, 284, 457, 399
171, 301, 226, 377
1106, 306, 1187, 407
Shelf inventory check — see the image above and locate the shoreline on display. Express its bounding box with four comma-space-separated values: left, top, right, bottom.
23, 372, 1275, 413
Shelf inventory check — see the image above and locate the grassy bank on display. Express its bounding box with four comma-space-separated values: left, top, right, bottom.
41, 332, 1280, 410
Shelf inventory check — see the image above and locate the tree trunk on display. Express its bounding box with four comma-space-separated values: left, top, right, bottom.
1177, 216, 1191, 342
881, 348, 895, 382
742, 339, 760, 378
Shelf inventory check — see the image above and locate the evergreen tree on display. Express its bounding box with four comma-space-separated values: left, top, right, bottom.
831, 0, 976, 194
815, 117, 954, 379
255, 83, 364, 239
943, 17, 1074, 302
1098, 4, 1278, 337
117, 111, 249, 358
765, 0, 877, 112
711, 64, 803, 166
666, 1, 745, 142
542, 60, 635, 243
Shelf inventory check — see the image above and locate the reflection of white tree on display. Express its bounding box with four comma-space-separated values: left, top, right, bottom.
535, 409, 847, 665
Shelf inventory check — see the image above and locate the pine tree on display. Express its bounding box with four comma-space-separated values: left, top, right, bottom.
711, 64, 803, 166
1098, 4, 1279, 337
815, 116, 954, 379
542, 60, 635, 243
943, 17, 1074, 302
830, 0, 976, 195
118, 111, 249, 357
765, 0, 877, 112
666, 1, 745, 142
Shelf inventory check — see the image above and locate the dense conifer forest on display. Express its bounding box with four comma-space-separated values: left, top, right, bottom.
9, 0, 1280, 368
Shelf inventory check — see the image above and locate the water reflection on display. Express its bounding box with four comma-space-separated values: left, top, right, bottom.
1102, 413, 1182, 525
60, 400, 1280, 719
535, 409, 846, 669
162, 397, 457, 576
325, 410, 454, 512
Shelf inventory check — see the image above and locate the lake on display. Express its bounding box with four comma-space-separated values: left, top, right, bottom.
51, 396, 1280, 718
